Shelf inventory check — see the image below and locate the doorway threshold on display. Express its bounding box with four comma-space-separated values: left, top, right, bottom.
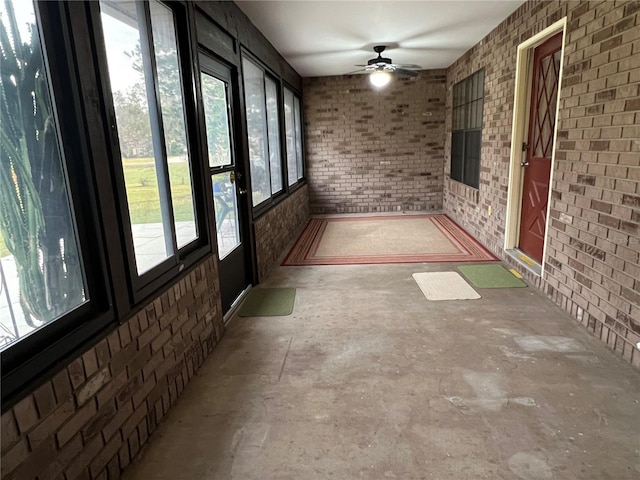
505, 249, 542, 277
223, 285, 252, 326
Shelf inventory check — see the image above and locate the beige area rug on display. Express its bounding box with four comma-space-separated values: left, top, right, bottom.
412, 272, 481, 301
282, 214, 498, 265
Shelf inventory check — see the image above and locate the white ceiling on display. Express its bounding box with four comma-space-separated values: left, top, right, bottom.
235, 0, 526, 77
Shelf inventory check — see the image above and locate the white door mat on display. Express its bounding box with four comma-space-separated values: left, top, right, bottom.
412, 272, 481, 301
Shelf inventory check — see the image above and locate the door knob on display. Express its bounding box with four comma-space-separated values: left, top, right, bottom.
521, 160, 530, 167
238, 188, 247, 195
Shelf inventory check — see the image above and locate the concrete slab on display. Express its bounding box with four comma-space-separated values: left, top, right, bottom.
122, 263, 640, 480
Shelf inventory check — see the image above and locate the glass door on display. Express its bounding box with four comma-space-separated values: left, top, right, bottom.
200, 54, 250, 313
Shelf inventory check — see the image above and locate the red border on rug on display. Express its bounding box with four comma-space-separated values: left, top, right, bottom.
282, 214, 498, 266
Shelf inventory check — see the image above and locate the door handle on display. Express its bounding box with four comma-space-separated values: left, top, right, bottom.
521, 160, 530, 167
238, 188, 247, 195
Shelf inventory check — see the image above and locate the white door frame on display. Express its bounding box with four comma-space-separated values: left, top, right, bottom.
504, 18, 567, 275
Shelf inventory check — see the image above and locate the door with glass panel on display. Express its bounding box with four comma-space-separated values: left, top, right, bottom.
519, 32, 562, 264
200, 55, 250, 314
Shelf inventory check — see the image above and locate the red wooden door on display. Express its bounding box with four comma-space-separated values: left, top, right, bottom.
519, 32, 563, 263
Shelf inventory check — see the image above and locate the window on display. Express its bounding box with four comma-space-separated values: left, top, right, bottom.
451, 69, 484, 189
284, 87, 304, 185
242, 57, 284, 207
1, 0, 86, 349
99, 0, 206, 290
1, 0, 112, 403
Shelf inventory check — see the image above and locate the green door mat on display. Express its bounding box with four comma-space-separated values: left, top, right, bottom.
238, 288, 296, 316
457, 264, 527, 288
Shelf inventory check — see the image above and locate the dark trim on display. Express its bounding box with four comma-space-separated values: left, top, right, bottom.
140, 0, 178, 263
282, 85, 306, 192
194, 2, 301, 91
451, 68, 484, 189
76, 1, 131, 318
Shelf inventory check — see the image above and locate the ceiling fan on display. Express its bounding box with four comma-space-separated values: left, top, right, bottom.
352, 45, 422, 86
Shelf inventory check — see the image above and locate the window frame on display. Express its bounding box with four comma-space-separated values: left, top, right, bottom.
283, 84, 306, 189
451, 68, 485, 189
240, 52, 289, 218
1, 1, 114, 407
93, 0, 211, 303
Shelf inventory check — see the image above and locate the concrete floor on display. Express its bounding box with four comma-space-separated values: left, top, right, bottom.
123, 262, 640, 480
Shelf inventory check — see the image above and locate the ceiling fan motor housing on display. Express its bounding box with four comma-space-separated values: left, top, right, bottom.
368, 56, 392, 66
369, 45, 392, 66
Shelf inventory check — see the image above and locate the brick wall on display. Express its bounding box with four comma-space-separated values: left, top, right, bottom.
1, 257, 224, 479
303, 71, 446, 214
254, 184, 310, 280
444, 0, 640, 366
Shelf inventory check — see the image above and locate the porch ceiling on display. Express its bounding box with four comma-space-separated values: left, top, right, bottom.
235, 0, 526, 77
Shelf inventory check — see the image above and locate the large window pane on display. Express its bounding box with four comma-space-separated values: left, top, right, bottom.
212, 172, 240, 259
265, 77, 282, 194
0, 0, 87, 349
294, 96, 304, 180
101, 1, 171, 273
285, 89, 304, 185
284, 89, 297, 186
149, 0, 197, 248
242, 59, 270, 206
451, 132, 464, 183
464, 131, 481, 189
201, 74, 232, 167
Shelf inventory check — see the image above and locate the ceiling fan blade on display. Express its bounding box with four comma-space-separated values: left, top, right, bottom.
396, 64, 422, 70
346, 68, 370, 75
394, 68, 419, 77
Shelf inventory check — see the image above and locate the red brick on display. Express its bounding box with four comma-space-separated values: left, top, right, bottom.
90, 432, 122, 478
109, 340, 138, 375
33, 382, 57, 419
4, 436, 56, 480
95, 339, 111, 368
27, 397, 75, 448
82, 349, 99, 378
56, 399, 97, 447
121, 402, 148, 439
64, 434, 104, 480
1, 411, 19, 452
13, 395, 39, 433
107, 330, 122, 356
1, 438, 29, 476
624, 98, 640, 111
119, 323, 132, 348
68, 357, 86, 390
151, 328, 172, 352
137, 322, 161, 350
96, 367, 129, 409
103, 399, 134, 441
38, 432, 83, 480
116, 372, 143, 406
51, 369, 73, 404
82, 400, 116, 440
600, 34, 623, 52
75, 368, 111, 406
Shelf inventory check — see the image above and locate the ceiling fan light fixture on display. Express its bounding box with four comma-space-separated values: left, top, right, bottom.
369, 69, 391, 88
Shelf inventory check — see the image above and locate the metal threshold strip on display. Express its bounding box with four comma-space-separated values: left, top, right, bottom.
505, 249, 542, 277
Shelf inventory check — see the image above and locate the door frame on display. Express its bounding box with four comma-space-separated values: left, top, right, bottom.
198, 50, 255, 313
504, 18, 567, 275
